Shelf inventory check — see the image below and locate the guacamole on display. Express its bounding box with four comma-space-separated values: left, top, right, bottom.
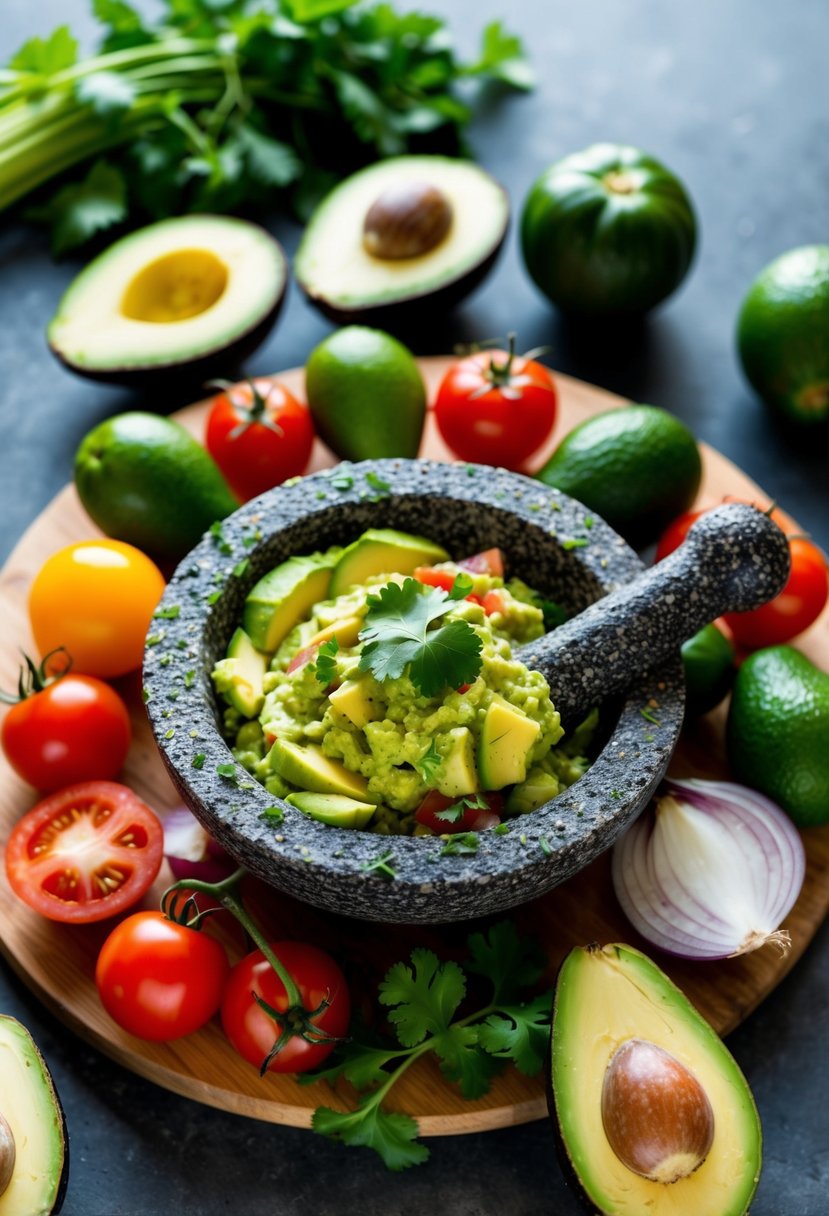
212, 533, 591, 835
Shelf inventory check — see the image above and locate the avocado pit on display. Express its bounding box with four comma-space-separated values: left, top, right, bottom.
601, 1038, 715, 1184
362, 181, 453, 260
0, 1114, 15, 1197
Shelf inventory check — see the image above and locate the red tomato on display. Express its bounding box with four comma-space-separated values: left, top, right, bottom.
206, 378, 315, 502
5, 781, 164, 923
95, 911, 230, 1041
482, 590, 506, 616
414, 790, 503, 834
221, 941, 350, 1073
433, 341, 557, 469
655, 500, 828, 647
2, 670, 131, 791
413, 567, 457, 592
458, 548, 505, 577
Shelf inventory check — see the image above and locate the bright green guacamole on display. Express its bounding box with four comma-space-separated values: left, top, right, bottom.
212, 544, 591, 835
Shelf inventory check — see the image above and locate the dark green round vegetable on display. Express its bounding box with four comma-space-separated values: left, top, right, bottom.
681, 624, 736, 716
520, 143, 697, 316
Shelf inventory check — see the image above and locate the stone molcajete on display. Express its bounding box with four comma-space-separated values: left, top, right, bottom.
144, 460, 789, 924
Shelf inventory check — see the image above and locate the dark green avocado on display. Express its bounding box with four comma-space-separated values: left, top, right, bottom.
0, 1016, 69, 1216
549, 944, 762, 1216
47, 215, 287, 387
294, 156, 509, 325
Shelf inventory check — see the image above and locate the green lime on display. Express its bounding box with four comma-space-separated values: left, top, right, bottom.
535, 404, 702, 549
737, 244, 829, 425
727, 645, 829, 826
305, 326, 426, 460
74, 412, 238, 562
681, 623, 735, 716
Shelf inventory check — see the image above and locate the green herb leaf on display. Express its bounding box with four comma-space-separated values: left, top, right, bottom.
440, 832, 479, 856
232, 559, 250, 579
477, 992, 552, 1075
192, 753, 206, 770
433, 1026, 502, 1099
236, 122, 303, 188
10, 26, 78, 76
448, 572, 474, 599
93, 0, 152, 51
465, 920, 546, 1002
466, 20, 535, 90
364, 471, 391, 497
414, 738, 441, 782
313, 1101, 428, 1172
216, 762, 237, 780
562, 537, 589, 550
537, 597, 567, 630
312, 637, 339, 688
154, 605, 180, 620
434, 793, 488, 824
358, 578, 482, 696
75, 71, 137, 119
379, 948, 465, 1046
360, 850, 396, 881
31, 160, 127, 257
209, 521, 232, 555
640, 707, 662, 726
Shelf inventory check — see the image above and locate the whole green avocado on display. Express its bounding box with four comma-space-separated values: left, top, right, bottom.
74, 412, 239, 562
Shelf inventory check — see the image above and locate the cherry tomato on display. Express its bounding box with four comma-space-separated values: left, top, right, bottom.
414, 790, 503, 834
458, 548, 505, 577
221, 941, 350, 1073
433, 339, 557, 469
2, 663, 131, 791
655, 500, 828, 647
29, 540, 166, 678
206, 378, 315, 502
96, 911, 230, 1041
5, 781, 164, 923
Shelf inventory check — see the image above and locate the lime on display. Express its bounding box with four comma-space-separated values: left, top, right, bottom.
681, 623, 735, 716
305, 326, 426, 460
737, 244, 829, 425
535, 404, 702, 549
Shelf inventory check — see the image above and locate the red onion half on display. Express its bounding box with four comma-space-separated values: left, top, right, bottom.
164, 806, 236, 884
612, 777, 805, 960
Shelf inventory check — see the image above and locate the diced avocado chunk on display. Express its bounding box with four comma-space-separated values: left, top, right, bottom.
505, 767, 561, 814
212, 627, 267, 717
268, 739, 373, 800
308, 616, 363, 648
435, 727, 479, 797
329, 678, 380, 728
244, 550, 340, 652
478, 696, 541, 788
328, 528, 448, 597
0, 1016, 68, 1216
285, 791, 376, 829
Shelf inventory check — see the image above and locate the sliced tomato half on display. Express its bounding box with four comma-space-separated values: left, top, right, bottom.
5, 781, 164, 923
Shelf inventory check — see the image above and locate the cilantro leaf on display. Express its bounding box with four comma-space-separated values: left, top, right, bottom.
286, 0, 358, 21
477, 992, 552, 1076
93, 0, 153, 51
440, 831, 479, 856
465, 920, 546, 1003
448, 572, 474, 599
29, 160, 127, 257
313, 1101, 428, 1172
75, 71, 137, 119
379, 949, 465, 1047
10, 26, 77, 76
434, 793, 488, 824
299, 1041, 399, 1091
236, 122, 303, 188
312, 637, 339, 688
466, 20, 535, 90
414, 739, 441, 782
358, 578, 482, 696
432, 1026, 502, 1099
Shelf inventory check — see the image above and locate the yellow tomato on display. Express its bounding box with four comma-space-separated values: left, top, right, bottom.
29, 540, 166, 678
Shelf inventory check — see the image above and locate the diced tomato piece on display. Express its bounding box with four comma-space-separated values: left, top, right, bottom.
482, 590, 506, 616
413, 567, 457, 592
287, 642, 320, 674
414, 790, 503, 834
458, 548, 505, 577
456, 684, 472, 695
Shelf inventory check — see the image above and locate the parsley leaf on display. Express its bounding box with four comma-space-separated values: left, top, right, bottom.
312, 637, 339, 689
29, 160, 127, 257
358, 578, 482, 696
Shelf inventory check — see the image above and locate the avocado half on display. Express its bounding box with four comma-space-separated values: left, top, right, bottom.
47, 215, 288, 386
294, 156, 509, 324
549, 944, 761, 1216
0, 1017, 69, 1216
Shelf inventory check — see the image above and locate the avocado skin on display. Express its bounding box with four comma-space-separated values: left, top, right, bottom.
300, 238, 507, 329
49, 292, 286, 390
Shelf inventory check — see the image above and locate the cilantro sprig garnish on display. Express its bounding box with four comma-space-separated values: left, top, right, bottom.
358, 577, 482, 697
311, 638, 339, 689
305, 921, 550, 1170
434, 793, 489, 824
414, 739, 441, 782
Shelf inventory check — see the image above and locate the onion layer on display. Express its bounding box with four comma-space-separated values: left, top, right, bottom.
164, 805, 235, 884
612, 778, 805, 960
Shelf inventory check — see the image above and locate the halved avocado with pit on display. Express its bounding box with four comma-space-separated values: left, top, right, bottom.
0, 1017, 69, 1216
550, 944, 762, 1216
47, 215, 287, 385
295, 156, 509, 325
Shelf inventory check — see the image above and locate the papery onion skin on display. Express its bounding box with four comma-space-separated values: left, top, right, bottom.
612, 778, 805, 961
163, 806, 236, 884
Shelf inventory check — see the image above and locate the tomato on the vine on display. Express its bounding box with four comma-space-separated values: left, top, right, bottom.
28, 539, 165, 678
655, 499, 828, 647
1, 652, 131, 791
96, 911, 229, 1041
206, 378, 315, 502
5, 781, 164, 923
221, 941, 350, 1073
433, 336, 557, 469
414, 790, 503, 834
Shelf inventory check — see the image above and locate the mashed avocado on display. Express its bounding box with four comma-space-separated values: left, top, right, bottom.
212, 541, 591, 834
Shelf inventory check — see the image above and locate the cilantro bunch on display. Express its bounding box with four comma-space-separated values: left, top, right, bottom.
303, 921, 552, 1169
1, 0, 533, 255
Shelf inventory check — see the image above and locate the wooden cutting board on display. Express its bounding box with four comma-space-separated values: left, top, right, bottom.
1, 358, 828, 1135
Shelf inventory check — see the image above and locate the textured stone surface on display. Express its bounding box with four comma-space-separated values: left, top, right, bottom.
145, 458, 685, 922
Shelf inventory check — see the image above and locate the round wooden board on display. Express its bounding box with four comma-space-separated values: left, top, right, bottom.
2, 357, 828, 1137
